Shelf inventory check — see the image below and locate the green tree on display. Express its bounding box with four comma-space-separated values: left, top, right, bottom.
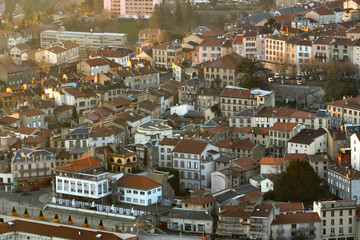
235, 58, 268, 89
324, 67, 342, 102
264, 160, 324, 204
72, 105, 78, 119
175, 0, 183, 28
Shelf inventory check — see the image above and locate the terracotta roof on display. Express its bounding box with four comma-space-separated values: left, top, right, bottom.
230, 140, 257, 150
276, 202, 304, 213
270, 122, 300, 132
326, 96, 360, 109
63, 87, 97, 98
14, 126, 36, 135
259, 157, 284, 165
220, 87, 251, 98
252, 205, 273, 217
139, 28, 161, 35
21, 109, 44, 117
107, 96, 132, 107
291, 110, 315, 119
57, 157, 103, 172
272, 212, 321, 225
314, 6, 334, 15
313, 36, 334, 45
0, 219, 132, 240
273, 107, 297, 118
219, 208, 252, 218
117, 174, 160, 190
203, 52, 242, 68
47, 46, 66, 54
254, 107, 277, 117
182, 194, 215, 205
0, 116, 19, 124
173, 139, 209, 154
233, 35, 243, 45
284, 153, 309, 161
233, 156, 259, 171
23, 136, 46, 144
199, 36, 224, 47
159, 137, 181, 146
84, 57, 109, 66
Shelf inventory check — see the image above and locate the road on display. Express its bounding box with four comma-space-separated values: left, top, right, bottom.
139, 234, 201, 240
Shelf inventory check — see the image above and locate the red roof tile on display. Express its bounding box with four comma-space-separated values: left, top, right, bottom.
117, 174, 160, 190
57, 157, 103, 172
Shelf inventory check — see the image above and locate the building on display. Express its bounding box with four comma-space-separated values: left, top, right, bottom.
77, 57, 110, 76
271, 212, 321, 240
35, 41, 79, 65
198, 36, 232, 63
305, 7, 336, 25
158, 137, 181, 168
220, 86, 275, 117
112, 66, 160, 89
40, 30, 127, 50
287, 128, 327, 154
138, 28, 161, 42
0, 60, 40, 86
104, 0, 162, 19
313, 200, 356, 240
55, 157, 121, 202
107, 150, 138, 173
328, 166, 360, 203
326, 97, 360, 128
134, 119, 172, 144
264, 35, 289, 71
116, 174, 162, 206
181, 193, 215, 213
351, 133, 360, 171
19, 109, 45, 128
152, 41, 182, 69
259, 157, 285, 175
11, 148, 56, 191
54, 87, 98, 114
172, 139, 219, 190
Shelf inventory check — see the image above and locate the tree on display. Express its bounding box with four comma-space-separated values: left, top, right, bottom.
175, 0, 183, 28
236, 58, 268, 89
264, 159, 325, 204
324, 67, 342, 102
261, 0, 276, 12
72, 105, 78, 119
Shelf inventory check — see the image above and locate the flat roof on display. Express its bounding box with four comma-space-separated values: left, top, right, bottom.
42, 30, 126, 36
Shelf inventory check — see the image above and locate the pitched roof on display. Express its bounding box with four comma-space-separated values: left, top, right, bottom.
276, 202, 304, 213
313, 6, 334, 15
272, 212, 321, 225
199, 36, 224, 47
220, 86, 251, 98
203, 52, 243, 68
173, 139, 209, 154
159, 137, 181, 146
182, 194, 215, 205
233, 156, 259, 171
259, 157, 284, 165
284, 153, 309, 161
273, 107, 297, 118
288, 128, 327, 145
84, 57, 109, 66
57, 157, 103, 172
116, 174, 160, 190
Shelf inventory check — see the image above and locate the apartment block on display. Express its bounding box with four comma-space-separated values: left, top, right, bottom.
104, 0, 162, 19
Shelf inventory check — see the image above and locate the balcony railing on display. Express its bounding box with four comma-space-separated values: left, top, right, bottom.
19, 167, 49, 172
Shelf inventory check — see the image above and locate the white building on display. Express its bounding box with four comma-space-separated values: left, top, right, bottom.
351, 133, 360, 171
172, 139, 219, 190
116, 174, 162, 206
170, 104, 195, 116
287, 128, 327, 154
8, 33, 28, 48
55, 157, 122, 201
259, 157, 285, 175
158, 137, 181, 168
35, 41, 79, 65
134, 119, 172, 144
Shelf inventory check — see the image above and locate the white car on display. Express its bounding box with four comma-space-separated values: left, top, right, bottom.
274, 73, 280, 78
268, 77, 274, 82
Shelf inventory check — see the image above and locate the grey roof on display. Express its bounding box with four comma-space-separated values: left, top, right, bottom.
213, 189, 241, 203
191, 26, 211, 35
230, 108, 254, 118
215, 155, 237, 163
308, 154, 329, 163
139, 119, 171, 130
12, 148, 55, 164
250, 174, 271, 181
184, 110, 203, 118
167, 42, 182, 50
203, 116, 222, 127
315, 109, 330, 118
66, 124, 89, 136
186, 77, 204, 86
168, 208, 213, 221
234, 184, 259, 195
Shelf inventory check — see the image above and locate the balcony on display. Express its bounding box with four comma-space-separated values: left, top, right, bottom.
251, 219, 266, 225
250, 226, 265, 233
19, 167, 49, 172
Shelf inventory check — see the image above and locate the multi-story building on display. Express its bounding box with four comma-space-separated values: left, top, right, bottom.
327, 166, 360, 203
35, 41, 79, 66
103, 0, 162, 19
138, 28, 161, 42
134, 119, 172, 144
55, 157, 121, 203
326, 96, 360, 127
305, 7, 336, 25
196, 88, 221, 112
313, 200, 356, 240
54, 87, 98, 114
112, 66, 160, 89
40, 30, 127, 50
351, 133, 360, 171
264, 35, 289, 71
178, 77, 205, 106
220, 86, 275, 117
198, 36, 232, 63
286, 39, 312, 68
8, 32, 28, 48
116, 174, 162, 206
158, 137, 181, 168
202, 52, 242, 88
152, 41, 182, 69
271, 212, 321, 240
19, 109, 45, 128
107, 150, 138, 173
287, 128, 327, 154
11, 148, 56, 191
77, 57, 110, 76
269, 122, 305, 157
172, 139, 219, 190
0, 60, 40, 86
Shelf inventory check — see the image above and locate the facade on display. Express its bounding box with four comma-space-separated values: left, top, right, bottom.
35, 41, 79, 65
112, 66, 160, 89
40, 30, 127, 50
287, 128, 327, 154
104, 0, 162, 19
328, 166, 360, 203
152, 41, 182, 69
313, 200, 356, 240
54, 87, 98, 114
77, 57, 110, 76
0, 60, 40, 86
134, 119, 172, 144
138, 28, 161, 42
20, 109, 45, 128
198, 36, 232, 63
107, 150, 138, 173
116, 174, 162, 206
326, 97, 360, 127
158, 137, 181, 168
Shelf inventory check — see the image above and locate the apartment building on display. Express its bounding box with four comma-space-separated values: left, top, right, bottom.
287, 128, 327, 154
138, 28, 161, 42
196, 88, 221, 112
264, 35, 289, 71
0, 60, 40, 86
54, 87, 98, 114
35, 41, 79, 65
326, 96, 360, 127
11, 148, 56, 191
152, 41, 182, 69
198, 36, 232, 63
327, 166, 360, 203
202, 52, 242, 88
351, 133, 360, 171
19, 109, 45, 128
40, 30, 127, 50
232, 34, 243, 56
220, 86, 275, 117
172, 139, 219, 190
269, 122, 305, 157
305, 7, 336, 25
286, 39, 312, 67
313, 200, 356, 240
103, 0, 162, 19
112, 66, 160, 89
116, 174, 162, 206
56, 157, 121, 202
158, 137, 181, 168
77, 57, 110, 76
134, 119, 172, 144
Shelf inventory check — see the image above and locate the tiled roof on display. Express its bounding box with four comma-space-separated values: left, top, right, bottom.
233, 35, 243, 45
273, 107, 297, 118
159, 137, 181, 146
21, 109, 44, 117
259, 157, 284, 165
219, 208, 252, 218
326, 96, 360, 110
84, 57, 109, 66
57, 157, 103, 172
233, 156, 259, 171
272, 212, 321, 225
276, 202, 304, 212
284, 153, 309, 161
251, 205, 273, 217
220, 86, 251, 98
314, 6, 334, 15
139, 28, 161, 35
288, 128, 327, 145
270, 122, 299, 132
173, 139, 208, 154
182, 194, 215, 205
199, 36, 224, 47
117, 174, 160, 190
14, 126, 36, 135
203, 52, 242, 68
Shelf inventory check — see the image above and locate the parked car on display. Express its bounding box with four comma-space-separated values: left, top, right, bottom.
274, 73, 280, 79
296, 76, 302, 80
268, 77, 274, 82
285, 75, 290, 80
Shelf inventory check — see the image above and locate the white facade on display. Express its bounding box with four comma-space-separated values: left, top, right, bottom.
56, 172, 120, 199
288, 133, 327, 154
351, 133, 360, 171
134, 119, 172, 144
8, 33, 27, 48
117, 185, 162, 206
170, 104, 195, 116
